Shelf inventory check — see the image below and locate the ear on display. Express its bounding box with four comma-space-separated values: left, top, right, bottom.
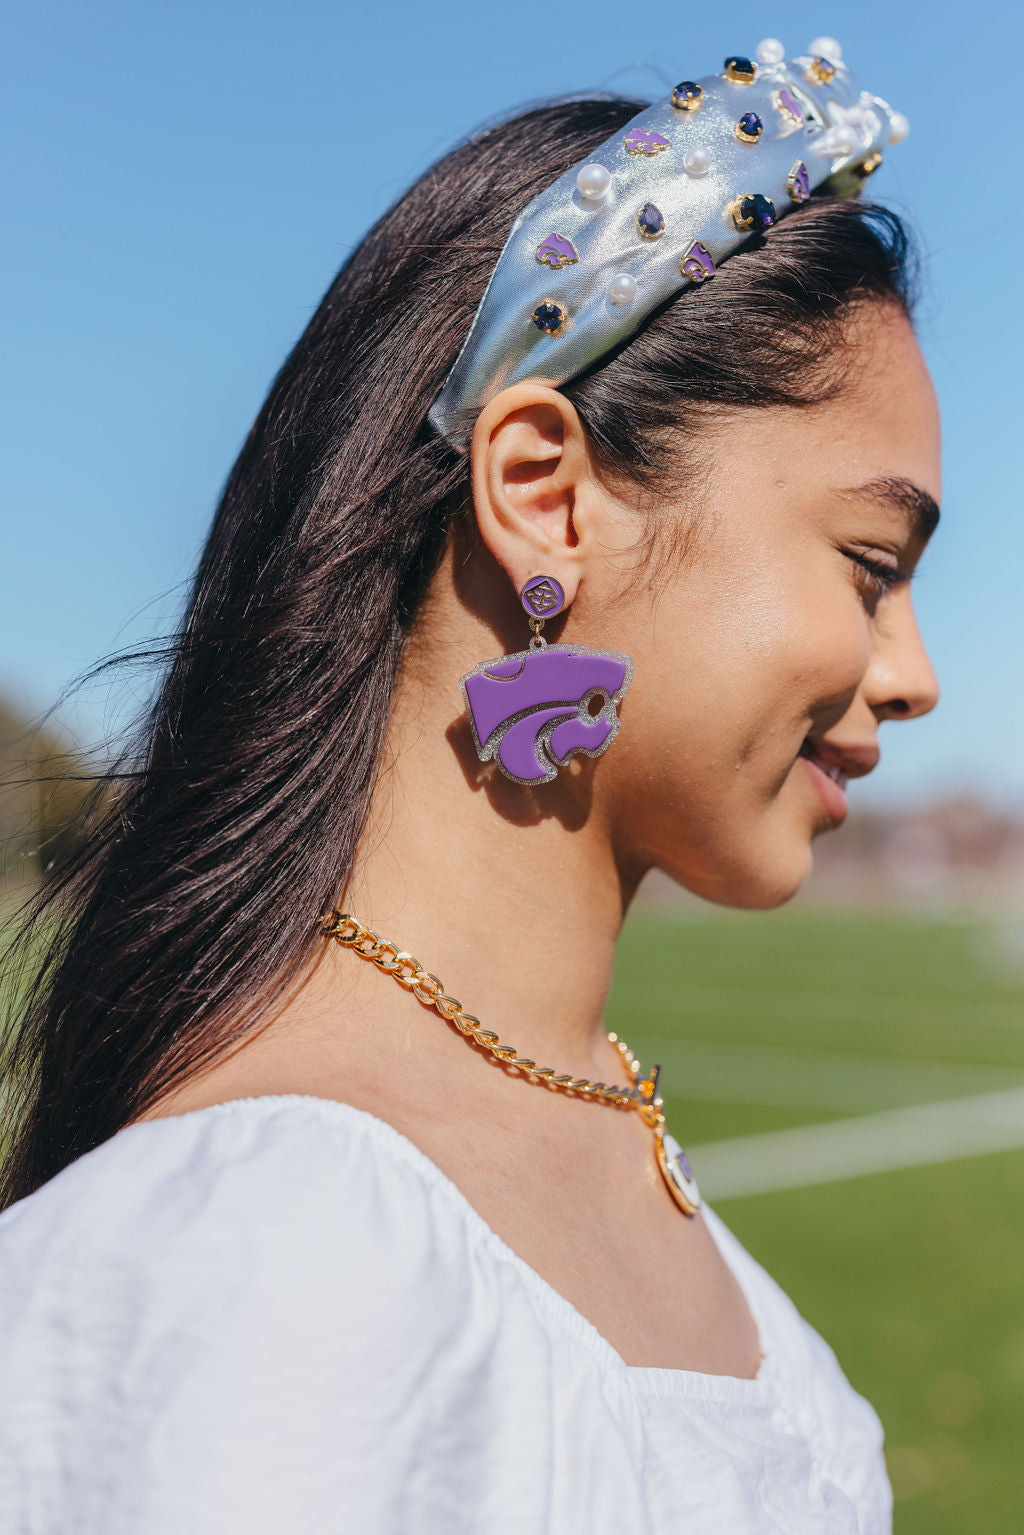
469, 383, 591, 607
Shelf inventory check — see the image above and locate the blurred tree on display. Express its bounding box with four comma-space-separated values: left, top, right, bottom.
0, 700, 96, 886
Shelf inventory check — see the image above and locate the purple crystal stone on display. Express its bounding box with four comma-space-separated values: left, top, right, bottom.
636, 202, 665, 239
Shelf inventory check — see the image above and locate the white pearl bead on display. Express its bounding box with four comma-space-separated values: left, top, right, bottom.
683, 146, 711, 178
888, 111, 910, 144
608, 273, 637, 307
756, 37, 785, 65
576, 163, 611, 201
809, 35, 842, 61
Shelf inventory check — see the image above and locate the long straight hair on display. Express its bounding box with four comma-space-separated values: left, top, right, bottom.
0, 94, 916, 1206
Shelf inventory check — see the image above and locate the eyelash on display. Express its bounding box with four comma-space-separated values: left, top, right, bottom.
844, 551, 910, 598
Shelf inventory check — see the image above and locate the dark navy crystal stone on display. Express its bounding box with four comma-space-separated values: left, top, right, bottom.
736, 111, 763, 141
738, 193, 776, 232
671, 79, 703, 110
724, 55, 756, 82
532, 302, 565, 335
636, 202, 665, 239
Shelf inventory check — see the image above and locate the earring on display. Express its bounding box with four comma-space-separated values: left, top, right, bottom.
460, 574, 633, 786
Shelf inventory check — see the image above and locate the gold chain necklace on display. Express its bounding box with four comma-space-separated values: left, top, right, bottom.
318, 909, 701, 1216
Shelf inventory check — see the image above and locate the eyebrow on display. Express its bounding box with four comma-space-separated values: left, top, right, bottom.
840, 476, 941, 542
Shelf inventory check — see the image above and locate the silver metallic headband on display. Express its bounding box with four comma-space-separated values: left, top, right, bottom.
427, 36, 908, 449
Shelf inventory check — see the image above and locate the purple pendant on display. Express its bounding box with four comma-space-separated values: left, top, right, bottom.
680, 240, 715, 283
461, 643, 632, 786
624, 127, 671, 157
536, 233, 579, 269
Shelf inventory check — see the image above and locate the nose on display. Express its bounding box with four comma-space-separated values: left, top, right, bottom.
863, 592, 940, 724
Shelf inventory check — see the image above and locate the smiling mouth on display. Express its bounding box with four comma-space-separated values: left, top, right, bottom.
798, 738, 849, 790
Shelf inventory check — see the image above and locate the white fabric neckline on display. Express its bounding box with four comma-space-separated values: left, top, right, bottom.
122, 1092, 780, 1405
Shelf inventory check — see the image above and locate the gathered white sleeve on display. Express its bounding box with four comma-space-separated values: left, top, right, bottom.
0, 1095, 893, 1535
0, 1099, 557, 1535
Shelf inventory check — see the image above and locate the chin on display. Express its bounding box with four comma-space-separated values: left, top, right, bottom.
660, 834, 814, 912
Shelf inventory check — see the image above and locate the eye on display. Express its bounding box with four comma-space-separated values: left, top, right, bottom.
844, 550, 910, 601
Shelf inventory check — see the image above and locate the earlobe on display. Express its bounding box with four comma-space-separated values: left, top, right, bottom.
469, 383, 588, 606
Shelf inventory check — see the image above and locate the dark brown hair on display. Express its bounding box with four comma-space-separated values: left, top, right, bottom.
0, 94, 915, 1206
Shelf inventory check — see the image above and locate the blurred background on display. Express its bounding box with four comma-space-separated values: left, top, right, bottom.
3, 2, 1022, 1529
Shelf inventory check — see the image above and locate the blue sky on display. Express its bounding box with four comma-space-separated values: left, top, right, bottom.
3, 0, 1021, 806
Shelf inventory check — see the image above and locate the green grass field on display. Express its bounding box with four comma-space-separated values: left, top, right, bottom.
607, 906, 1024, 1534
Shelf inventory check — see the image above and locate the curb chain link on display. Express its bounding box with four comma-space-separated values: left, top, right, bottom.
318, 909, 667, 1125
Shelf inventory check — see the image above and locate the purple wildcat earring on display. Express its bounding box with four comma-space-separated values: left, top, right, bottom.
460, 574, 633, 786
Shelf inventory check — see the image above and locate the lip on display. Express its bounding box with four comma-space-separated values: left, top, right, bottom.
797, 736, 880, 828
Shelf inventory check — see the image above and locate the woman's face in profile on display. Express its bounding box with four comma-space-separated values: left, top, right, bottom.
596, 301, 941, 908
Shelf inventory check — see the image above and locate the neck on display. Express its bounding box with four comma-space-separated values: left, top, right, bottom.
342, 601, 642, 1075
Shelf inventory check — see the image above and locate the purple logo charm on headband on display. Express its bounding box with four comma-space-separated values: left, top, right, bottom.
461, 644, 632, 785
787, 160, 811, 204
624, 128, 671, 157
680, 240, 716, 283
773, 87, 806, 129
536, 233, 579, 269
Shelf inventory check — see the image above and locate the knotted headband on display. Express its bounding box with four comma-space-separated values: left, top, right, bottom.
427, 38, 907, 449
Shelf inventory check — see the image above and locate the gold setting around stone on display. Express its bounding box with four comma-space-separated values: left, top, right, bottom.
806, 56, 837, 85
723, 56, 757, 84
531, 300, 568, 337
730, 194, 760, 231
855, 151, 884, 179
636, 204, 665, 241
671, 82, 703, 111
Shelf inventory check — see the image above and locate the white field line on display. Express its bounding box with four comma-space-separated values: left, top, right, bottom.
632, 1038, 1024, 1112
690, 1086, 1024, 1200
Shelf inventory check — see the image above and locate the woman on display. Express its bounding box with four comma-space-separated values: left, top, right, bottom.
0, 42, 937, 1534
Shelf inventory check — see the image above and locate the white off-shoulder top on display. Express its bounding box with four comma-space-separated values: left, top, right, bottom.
0, 1094, 892, 1533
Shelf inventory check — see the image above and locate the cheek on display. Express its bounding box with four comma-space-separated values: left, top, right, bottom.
623, 560, 870, 780
747, 575, 872, 726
